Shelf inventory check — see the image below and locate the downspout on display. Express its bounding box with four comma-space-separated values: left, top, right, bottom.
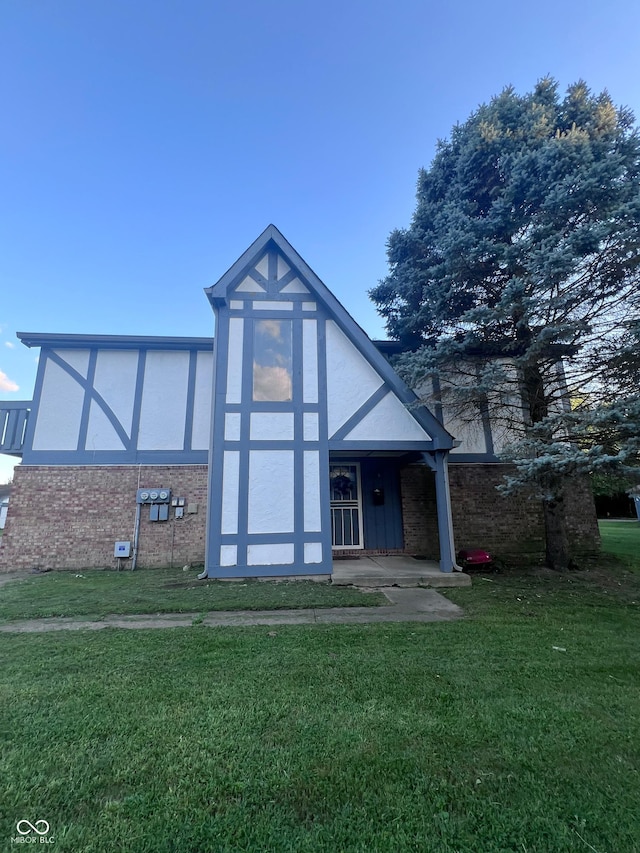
422, 450, 463, 572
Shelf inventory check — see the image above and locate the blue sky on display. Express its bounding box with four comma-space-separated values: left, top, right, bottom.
1, 0, 639, 482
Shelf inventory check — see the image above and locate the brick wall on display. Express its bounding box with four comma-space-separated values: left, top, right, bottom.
401, 462, 600, 564
1, 460, 600, 572
400, 465, 440, 559
0, 465, 208, 571
448, 464, 546, 561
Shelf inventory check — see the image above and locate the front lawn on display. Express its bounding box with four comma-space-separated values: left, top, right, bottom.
2, 564, 640, 851
0, 569, 385, 622
599, 518, 640, 569
1, 525, 639, 851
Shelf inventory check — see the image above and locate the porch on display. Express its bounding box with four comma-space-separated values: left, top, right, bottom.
331, 554, 471, 587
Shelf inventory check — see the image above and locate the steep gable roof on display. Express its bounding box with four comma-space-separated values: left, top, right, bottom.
205, 225, 453, 450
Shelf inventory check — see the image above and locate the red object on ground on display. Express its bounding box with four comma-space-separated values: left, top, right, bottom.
458, 548, 493, 566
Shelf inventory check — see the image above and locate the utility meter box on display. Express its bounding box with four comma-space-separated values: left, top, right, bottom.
136, 488, 171, 504
114, 541, 132, 558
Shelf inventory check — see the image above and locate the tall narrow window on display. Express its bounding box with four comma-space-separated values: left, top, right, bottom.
253, 319, 293, 401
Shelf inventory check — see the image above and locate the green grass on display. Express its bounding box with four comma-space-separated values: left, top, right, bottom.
2, 584, 639, 852
598, 518, 640, 569
1, 528, 639, 851
0, 569, 385, 622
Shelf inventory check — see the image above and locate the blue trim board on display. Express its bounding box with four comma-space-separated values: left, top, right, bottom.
183, 350, 198, 451
292, 313, 304, 568
276, 267, 298, 289
316, 315, 334, 571
76, 349, 98, 451
210, 565, 331, 579
18, 332, 214, 351
268, 249, 278, 286
448, 453, 500, 463
248, 268, 268, 289
220, 531, 325, 545
22, 450, 209, 465
224, 439, 321, 451
329, 440, 435, 451
235, 314, 255, 568
205, 307, 230, 574
130, 349, 147, 450
224, 400, 319, 413
0, 399, 32, 409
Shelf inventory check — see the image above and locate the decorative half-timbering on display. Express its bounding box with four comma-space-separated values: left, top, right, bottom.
203, 226, 454, 578
15, 335, 214, 465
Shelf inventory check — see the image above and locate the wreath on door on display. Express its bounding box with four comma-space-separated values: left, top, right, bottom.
332, 473, 353, 496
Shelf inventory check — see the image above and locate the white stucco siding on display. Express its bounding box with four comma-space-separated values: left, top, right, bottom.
247, 450, 294, 534
304, 542, 323, 564
220, 545, 238, 566
86, 401, 126, 450
137, 351, 190, 450
255, 255, 269, 278
221, 451, 240, 534
277, 256, 290, 280
280, 278, 309, 294
303, 412, 319, 441
303, 451, 322, 532
93, 350, 138, 435
226, 318, 244, 404
250, 412, 294, 441
247, 543, 294, 565
235, 275, 265, 293
325, 321, 384, 438
344, 391, 431, 442
224, 412, 241, 442
302, 319, 319, 404
53, 349, 90, 379
253, 301, 293, 311
32, 359, 84, 450
191, 351, 213, 450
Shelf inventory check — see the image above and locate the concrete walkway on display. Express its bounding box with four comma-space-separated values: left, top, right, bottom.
0, 587, 464, 633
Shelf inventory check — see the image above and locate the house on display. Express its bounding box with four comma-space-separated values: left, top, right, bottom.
0, 226, 599, 575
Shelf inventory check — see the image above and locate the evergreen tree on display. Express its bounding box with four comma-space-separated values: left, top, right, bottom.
371, 79, 640, 569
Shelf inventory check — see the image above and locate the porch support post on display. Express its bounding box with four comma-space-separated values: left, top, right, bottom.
422, 450, 461, 573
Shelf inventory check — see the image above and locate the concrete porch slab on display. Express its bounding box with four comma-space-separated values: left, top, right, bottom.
331, 555, 471, 587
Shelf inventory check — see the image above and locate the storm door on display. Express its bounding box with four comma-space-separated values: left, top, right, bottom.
330, 464, 364, 549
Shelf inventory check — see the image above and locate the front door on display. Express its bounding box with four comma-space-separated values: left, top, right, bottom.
330, 464, 364, 549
